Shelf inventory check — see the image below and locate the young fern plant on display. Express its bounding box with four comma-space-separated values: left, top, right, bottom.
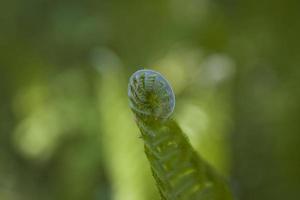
128, 69, 233, 200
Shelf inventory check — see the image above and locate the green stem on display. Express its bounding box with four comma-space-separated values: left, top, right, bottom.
136, 118, 232, 200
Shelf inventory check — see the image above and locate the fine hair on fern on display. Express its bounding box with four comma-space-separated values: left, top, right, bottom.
128, 69, 233, 200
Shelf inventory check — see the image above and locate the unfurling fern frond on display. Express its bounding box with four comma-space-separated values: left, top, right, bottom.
128, 69, 233, 200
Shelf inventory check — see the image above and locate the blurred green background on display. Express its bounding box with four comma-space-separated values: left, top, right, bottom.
1, 0, 299, 199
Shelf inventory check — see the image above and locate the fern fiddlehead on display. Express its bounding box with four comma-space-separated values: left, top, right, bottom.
128, 69, 233, 200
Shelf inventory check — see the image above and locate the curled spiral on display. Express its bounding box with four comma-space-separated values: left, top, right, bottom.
128, 69, 175, 120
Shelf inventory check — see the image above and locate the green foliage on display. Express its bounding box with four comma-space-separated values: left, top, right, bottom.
128, 70, 233, 200
2, 0, 300, 199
